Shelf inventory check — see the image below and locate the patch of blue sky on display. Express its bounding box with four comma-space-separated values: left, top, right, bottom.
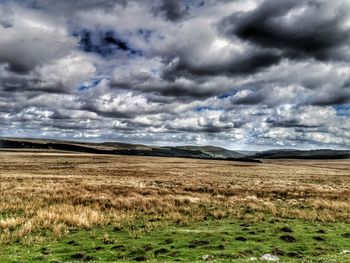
333, 104, 350, 117
78, 77, 109, 91
75, 29, 144, 58
217, 90, 238, 99
195, 106, 222, 112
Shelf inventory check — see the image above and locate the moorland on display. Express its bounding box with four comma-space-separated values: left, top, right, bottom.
0, 151, 349, 262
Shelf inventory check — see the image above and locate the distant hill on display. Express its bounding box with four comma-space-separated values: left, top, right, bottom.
0, 138, 256, 162
169, 145, 245, 159
1, 138, 349, 160
253, 149, 350, 159
236, 150, 259, 156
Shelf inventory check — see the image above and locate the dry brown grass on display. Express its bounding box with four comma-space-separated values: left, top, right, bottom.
0, 152, 349, 242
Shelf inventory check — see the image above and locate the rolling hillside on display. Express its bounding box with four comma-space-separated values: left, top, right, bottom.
0, 138, 250, 161
1, 138, 349, 160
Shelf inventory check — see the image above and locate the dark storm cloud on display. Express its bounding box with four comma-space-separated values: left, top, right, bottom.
28, 0, 127, 13
266, 118, 320, 129
0, 75, 69, 94
81, 105, 135, 119
221, 0, 350, 62
163, 49, 282, 79
342, 79, 350, 89
153, 0, 189, 21
0, 33, 72, 75
309, 92, 350, 106
159, 83, 216, 98
230, 91, 264, 105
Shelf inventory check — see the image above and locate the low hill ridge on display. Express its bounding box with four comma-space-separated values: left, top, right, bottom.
1, 138, 349, 160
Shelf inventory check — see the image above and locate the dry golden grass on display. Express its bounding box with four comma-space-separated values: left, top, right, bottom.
0, 152, 349, 242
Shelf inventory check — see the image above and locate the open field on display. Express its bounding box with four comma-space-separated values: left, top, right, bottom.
0, 152, 349, 262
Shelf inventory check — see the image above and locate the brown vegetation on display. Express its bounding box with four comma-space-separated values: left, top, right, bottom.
0, 152, 349, 242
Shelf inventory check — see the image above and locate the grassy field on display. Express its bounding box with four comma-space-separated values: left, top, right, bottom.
0, 152, 349, 262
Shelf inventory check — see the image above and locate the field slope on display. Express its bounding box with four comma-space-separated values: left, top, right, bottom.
0, 152, 349, 262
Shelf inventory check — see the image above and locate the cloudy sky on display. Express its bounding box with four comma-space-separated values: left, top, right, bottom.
1, 0, 350, 150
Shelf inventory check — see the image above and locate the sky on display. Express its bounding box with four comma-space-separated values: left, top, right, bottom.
0, 0, 350, 150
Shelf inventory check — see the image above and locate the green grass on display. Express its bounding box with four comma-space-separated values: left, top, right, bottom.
1, 218, 349, 262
